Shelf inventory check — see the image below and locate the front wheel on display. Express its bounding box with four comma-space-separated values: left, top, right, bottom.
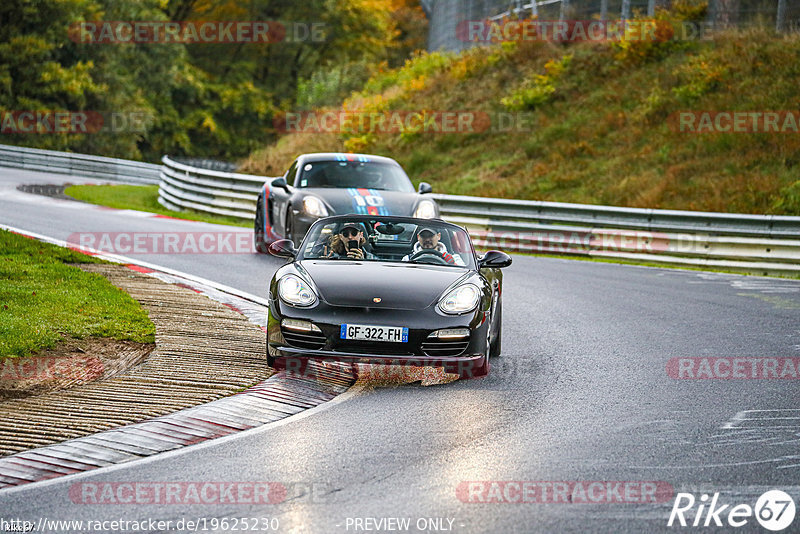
254, 196, 270, 253
285, 211, 298, 248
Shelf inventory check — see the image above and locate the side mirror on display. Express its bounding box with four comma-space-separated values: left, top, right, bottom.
418, 182, 433, 194
268, 239, 296, 259
478, 250, 512, 269
271, 177, 290, 193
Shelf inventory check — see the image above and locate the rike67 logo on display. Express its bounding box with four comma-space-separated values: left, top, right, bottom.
668, 490, 796, 531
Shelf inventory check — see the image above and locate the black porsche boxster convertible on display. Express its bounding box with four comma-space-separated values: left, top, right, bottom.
254, 153, 439, 252
266, 215, 512, 378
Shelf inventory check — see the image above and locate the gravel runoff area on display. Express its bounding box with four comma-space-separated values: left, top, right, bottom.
0, 264, 271, 457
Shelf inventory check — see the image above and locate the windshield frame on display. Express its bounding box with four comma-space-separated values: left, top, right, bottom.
297, 215, 478, 270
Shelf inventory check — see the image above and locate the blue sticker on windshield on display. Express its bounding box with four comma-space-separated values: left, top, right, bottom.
335, 154, 370, 163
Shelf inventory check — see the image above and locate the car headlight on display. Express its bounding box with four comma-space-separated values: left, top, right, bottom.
278, 274, 317, 307
438, 284, 480, 314
302, 196, 328, 217
414, 199, 437, 219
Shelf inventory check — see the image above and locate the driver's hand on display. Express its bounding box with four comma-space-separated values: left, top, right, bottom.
347, 247, 364, 259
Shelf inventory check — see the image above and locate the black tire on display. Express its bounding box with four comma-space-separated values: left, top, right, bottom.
267, 343, 281, 370
285, 210, 298, 247
254, 196, 270, 254
489, 295, 502, 358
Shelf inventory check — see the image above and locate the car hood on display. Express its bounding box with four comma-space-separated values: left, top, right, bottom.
299, 188, 420, 216
299, 260, 469, 309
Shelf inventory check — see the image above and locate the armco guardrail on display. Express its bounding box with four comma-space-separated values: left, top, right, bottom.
432, 194, 800, 276
0, 143, 159, 184
430, 194, 800, 239
158, 157, 800, 277
158, 156, 263, 219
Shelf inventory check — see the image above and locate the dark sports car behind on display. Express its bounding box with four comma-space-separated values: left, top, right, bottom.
255, 153, 438, 251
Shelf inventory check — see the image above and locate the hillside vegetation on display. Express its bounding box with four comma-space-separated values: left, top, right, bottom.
1, 0, 425, 161
241, 11, 800, 215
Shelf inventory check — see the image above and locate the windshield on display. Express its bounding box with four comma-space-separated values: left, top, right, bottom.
295, 160, 414, 192
298, 218, 476, 269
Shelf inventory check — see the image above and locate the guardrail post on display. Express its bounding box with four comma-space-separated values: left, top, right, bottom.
777, 0, 787, 32
621, 0, 631, 21
559, 0, 569, 21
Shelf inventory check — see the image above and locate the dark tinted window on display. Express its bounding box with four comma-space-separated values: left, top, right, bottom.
285, 160, 298, 182
296, 160, 414, 192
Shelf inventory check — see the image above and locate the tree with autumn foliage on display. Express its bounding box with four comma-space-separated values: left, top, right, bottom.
0, 0, 427, 160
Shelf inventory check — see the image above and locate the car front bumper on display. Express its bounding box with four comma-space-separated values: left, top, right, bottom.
267, 300, 491, 378
269, 346, 488, 377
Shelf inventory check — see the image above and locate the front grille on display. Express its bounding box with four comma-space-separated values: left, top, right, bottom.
334, 341, 413, 356
281, 328, 326, 350
420, 339, 469, 357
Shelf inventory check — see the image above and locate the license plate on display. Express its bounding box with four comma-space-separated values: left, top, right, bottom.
340, 324, 408, 343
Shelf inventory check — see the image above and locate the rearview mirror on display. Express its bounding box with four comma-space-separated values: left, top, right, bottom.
478, 250, 512, 269
271, 177, 290, 193
418, 182, 433, 194
268, 239, 296, 259
376, 223, 405, 235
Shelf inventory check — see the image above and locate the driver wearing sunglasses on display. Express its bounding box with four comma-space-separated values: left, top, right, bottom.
325, 222, 376, 260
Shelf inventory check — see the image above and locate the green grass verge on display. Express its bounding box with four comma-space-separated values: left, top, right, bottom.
0, 230, 156, 359
64, 184, 251, 228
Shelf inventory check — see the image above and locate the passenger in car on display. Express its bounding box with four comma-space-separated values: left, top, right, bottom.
325, 222, 377, 260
